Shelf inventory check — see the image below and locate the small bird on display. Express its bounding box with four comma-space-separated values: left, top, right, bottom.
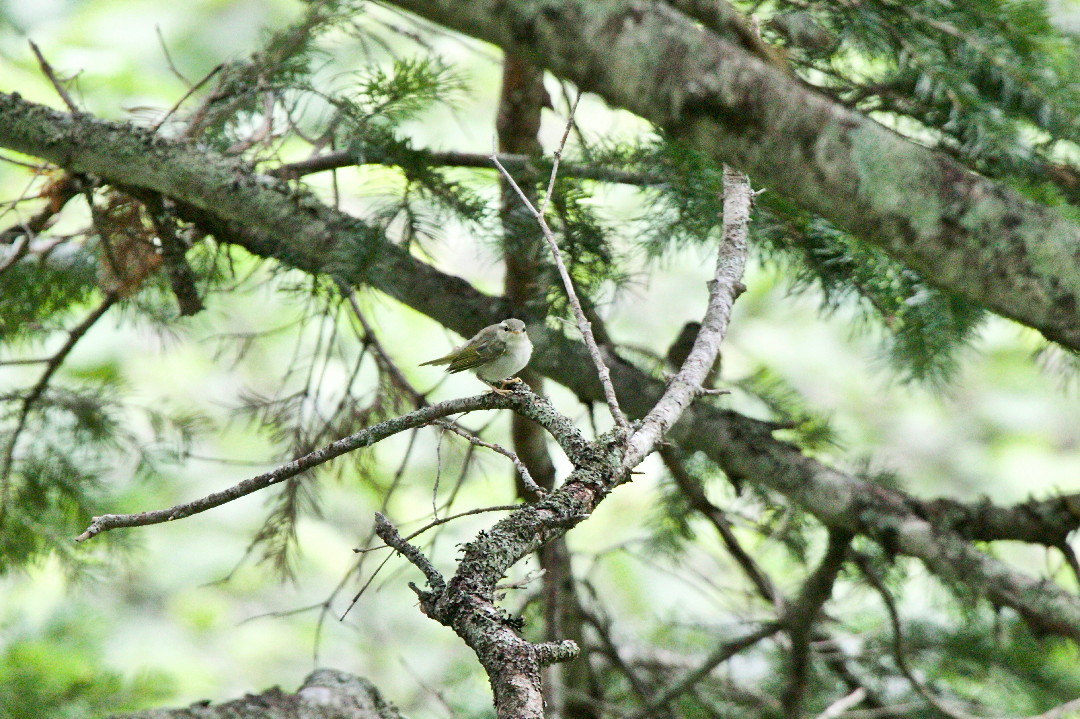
420, 319, 533, 394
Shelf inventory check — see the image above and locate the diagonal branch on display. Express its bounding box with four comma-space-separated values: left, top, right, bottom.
374, 512, 445, 593
433, 419, 543, 496
623, 164, 749, 469
1, 293, 117, 527
492, 97, 630, 435
75, 389, 585, 543
630, 622, 783, 718
781, 529, 853, 718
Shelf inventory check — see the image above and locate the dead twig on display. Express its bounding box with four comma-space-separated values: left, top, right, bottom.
434, 419, 544, 496
28, 40, 79, 113
75, 392, 515, 542
491, 94, 630, 434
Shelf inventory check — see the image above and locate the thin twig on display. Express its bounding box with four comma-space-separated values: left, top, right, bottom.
815, 688, 868, 719
0, 236, 29, 275
858, 556, 980, 719
154, 25, 191, 86
28, 40, 79, 113
0, 357, 49, 366
491, 97, 629, 434
353, 503, 522, 555
269, 149, 658, 185
1056, 541, 1080, 590
74, 392, 513, 542
629, 622, 782, 718
538, 94, 580, 215
343, 289, 427, 406
152, 63, 224, 133
661, 446, 781, 609
0, 152, 45, 170
0, 172, 81, 247
434, 419, 544, 496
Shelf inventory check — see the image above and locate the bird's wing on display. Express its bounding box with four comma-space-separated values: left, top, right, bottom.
446, 337, 504, 373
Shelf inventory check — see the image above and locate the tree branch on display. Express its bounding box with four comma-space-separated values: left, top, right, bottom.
781, 529, 853, 718
271, 148, 658, 186
1, 293, 117, 528
630, 622, 783, 718
373, 512, 445, 594
492, 97, 631, 435
76, 389, 584, 542
433, 419, 544, 496
110, 669, 403, 719
623, 164, 749, 469
380, 0, 1080, 352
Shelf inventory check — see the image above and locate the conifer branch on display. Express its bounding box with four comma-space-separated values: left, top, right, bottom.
0, 293, 117, 527
383, 0, 1080, 352
272, 149, 657, 186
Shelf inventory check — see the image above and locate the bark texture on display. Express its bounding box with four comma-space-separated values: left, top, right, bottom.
111, 669, 402, 719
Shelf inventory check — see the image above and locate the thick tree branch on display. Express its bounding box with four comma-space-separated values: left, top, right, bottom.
110, 669, 402, 719
381, 0, 1080, 352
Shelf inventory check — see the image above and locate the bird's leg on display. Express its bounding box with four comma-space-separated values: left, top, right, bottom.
485, 380, 514, 396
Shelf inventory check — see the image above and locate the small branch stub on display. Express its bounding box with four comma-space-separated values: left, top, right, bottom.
374, 512, 446, 593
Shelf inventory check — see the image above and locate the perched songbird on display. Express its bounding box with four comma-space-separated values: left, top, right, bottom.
420, 319, 532, 394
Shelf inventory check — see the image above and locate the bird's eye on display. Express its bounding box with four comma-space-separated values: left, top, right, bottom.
500, 323, 508, 330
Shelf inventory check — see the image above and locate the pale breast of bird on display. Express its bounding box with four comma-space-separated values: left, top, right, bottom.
476, 329, 532, 382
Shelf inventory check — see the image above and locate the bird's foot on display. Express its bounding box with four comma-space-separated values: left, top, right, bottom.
487, 377, 524, 395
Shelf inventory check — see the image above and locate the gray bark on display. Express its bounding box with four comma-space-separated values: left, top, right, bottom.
111, 669, 403, 719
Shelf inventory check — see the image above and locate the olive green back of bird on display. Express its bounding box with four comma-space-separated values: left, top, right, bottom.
420, 331, 506, 373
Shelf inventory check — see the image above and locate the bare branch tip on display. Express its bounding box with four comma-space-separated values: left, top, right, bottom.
534, 639, 579, 666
